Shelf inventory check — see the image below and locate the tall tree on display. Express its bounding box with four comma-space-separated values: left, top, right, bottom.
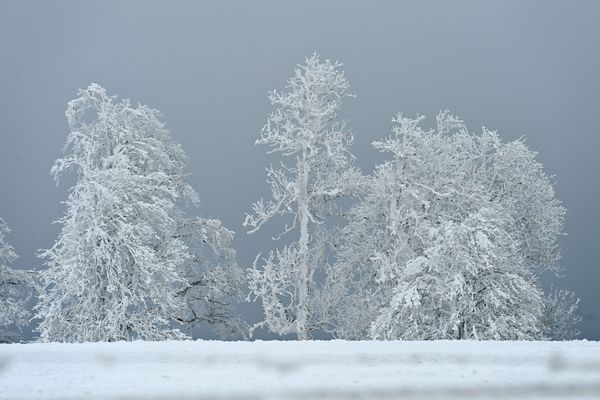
244, 54, 360, 340
0, 218, 37, 343
333, 112, 568, 340
36, 84, 242, 342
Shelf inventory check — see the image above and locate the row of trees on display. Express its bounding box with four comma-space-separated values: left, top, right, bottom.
0, 55, 580, 343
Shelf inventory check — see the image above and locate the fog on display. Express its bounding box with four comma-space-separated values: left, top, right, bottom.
0, 0, 598, 339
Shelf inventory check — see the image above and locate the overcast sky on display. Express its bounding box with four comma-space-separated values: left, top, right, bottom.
0, 0, 598, 340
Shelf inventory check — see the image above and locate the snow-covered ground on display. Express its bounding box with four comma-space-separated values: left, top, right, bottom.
1, 340, 599, 399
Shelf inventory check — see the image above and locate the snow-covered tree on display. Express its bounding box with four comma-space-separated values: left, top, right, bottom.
333, 112, 566, 340
370, 205, 544, 340
542, 286, 581, 340
36, 84, 242, 342
244, 54, 360, 340
174, 217, 247, 339
0, 218, 37, 343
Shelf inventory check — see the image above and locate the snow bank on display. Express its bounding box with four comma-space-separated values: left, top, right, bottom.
0, 340, 599, 399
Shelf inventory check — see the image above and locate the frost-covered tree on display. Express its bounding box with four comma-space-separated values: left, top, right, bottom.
36, 84, 242, 342
333, 112, 566, 340
174, 217, 247, 339
244, 54, 360, 340
542, 286, 581, 340
0, 218, 37, 343
370, 205, 544, 340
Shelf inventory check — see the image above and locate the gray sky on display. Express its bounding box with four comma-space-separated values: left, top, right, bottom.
0, 0, 598, 340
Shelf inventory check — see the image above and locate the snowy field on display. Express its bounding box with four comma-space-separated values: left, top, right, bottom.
1, 340, 599, 400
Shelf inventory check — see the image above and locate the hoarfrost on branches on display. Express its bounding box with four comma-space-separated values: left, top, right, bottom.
542, 286, 581, 340
332, 111, 568, 340
174, 217, 247, 339
0, 218, 38, 343
36, 84, 242, 342
244, 54, 361, 340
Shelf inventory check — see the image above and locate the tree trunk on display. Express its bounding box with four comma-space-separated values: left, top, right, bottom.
296, 156, 310, 340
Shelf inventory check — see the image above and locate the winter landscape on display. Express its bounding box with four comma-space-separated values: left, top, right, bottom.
1, 1, 599, 399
